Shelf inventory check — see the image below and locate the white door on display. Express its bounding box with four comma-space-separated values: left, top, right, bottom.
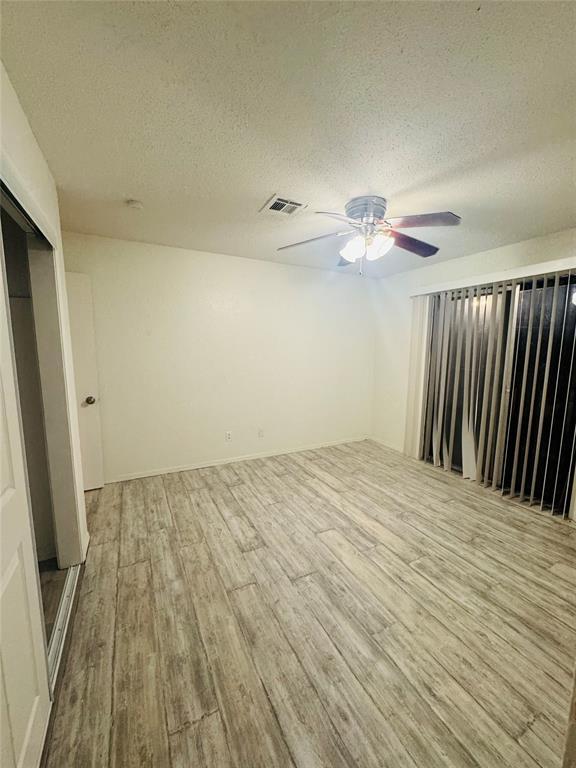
66, 272, 104, 490
1, 239, 51, 768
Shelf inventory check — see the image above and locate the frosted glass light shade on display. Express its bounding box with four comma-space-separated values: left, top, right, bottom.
365, 233, 395, 261
339, 235, 365, 263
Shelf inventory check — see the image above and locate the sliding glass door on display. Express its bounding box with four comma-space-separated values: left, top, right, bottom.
420, 270, 576, 517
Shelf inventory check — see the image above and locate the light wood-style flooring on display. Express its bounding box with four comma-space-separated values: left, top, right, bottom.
42, 441, 576, 768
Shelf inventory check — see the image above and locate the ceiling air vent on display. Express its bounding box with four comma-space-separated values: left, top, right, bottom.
260, 194, 308, 218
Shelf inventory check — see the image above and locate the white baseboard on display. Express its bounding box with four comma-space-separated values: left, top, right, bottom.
368, 436, 404, 454
106, 436, 370, 483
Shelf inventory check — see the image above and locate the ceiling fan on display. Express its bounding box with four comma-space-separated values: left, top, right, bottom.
278, 195, 461, 267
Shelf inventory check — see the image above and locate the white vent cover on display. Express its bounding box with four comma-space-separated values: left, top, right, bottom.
259, 194, 307, 217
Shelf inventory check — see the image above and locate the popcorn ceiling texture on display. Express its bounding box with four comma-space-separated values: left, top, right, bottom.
2, 1, 575, 276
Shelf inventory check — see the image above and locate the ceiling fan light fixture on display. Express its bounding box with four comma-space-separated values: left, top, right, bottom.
365, 232, 394, 261
278, 195, 460, 264
339, 234, 365, 263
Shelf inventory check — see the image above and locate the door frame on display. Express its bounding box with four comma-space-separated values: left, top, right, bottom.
1, 183, 89, 567
66, 271, 105, 491
1, 233, 51, 768
1, 178, 89, 757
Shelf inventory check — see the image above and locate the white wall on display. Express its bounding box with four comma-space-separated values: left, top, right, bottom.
63, 232, 375, 482
1, 62, 88, 564
370, 228, 576, 451
64, 228, 576, 481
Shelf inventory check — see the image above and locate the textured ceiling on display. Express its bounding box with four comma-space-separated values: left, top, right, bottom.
1, 1, 575, 277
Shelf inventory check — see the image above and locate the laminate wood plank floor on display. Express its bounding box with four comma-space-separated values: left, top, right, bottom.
42, 441, 576, 768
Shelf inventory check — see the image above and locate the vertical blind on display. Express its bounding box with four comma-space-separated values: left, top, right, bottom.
420, 269, 576, 517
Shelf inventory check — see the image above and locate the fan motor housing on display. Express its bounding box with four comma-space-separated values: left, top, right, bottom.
345, 195, 388, 223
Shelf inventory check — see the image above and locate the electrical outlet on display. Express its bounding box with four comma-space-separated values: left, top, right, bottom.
225, 431, 232, 442
258, 428, 264, 439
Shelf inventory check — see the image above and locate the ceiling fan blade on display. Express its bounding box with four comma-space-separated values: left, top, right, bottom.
277, 229, 354, 251
390, 230, 439, 258
316, 211, 360, 226
386, 212, 461, 229
337, 257, 353, 267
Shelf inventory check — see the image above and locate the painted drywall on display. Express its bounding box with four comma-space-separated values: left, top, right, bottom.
370, 227, 576, 452
63, 232, 375, 482
1, 62, 88, 564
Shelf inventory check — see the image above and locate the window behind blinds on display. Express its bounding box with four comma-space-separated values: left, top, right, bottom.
420, 270, 576, 517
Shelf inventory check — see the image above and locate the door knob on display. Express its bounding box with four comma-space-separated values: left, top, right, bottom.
85, 396, 96, 405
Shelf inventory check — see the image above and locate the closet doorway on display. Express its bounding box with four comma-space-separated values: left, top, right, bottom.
2, 206, 66, 647
420, 270, 576, 518
1, 186, 83, 687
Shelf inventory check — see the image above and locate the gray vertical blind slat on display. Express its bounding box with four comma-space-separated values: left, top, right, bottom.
484, 282, 507, 486
529, 273, 560, 505
447, 289, 467, 472
435, 293, 452, 467
441, 293, 458, 470
501, 278, 526, 496
519, 278, 547, 501
461, 287, 475, 479
509, 281, 537, 498
562, 408, 576, 518
468, 286, 481, 463
420, 296, 436, 461
431, 292, 447, 466
473, 287, 489, 434
476, 282, 499, 484
492, 280, 519, 489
